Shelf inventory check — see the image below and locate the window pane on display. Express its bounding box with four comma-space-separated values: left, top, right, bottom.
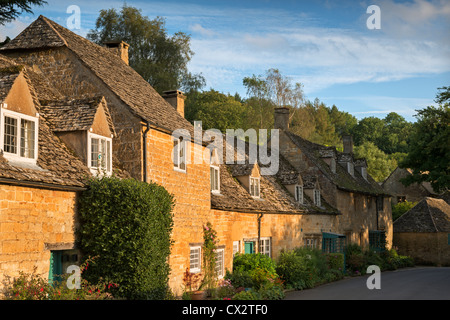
91, 138, 99, 168
107, 140, 111, 172
100, 139, 106, 169
3, 116, 17, 154
179, 140, 185, 170
190, 247, 201, 272
173, 139, 179, 168
215, 250, 224, 277
20, 119, 35, 158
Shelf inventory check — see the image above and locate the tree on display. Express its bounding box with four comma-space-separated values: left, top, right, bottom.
184, 89, 247, 133
0, 0, 46, 25
354, 141, 397, 182
243, 68, 304, 130
392, 201, 417, 221
328, 105, 357, 137
87, 5, 205, 94
400, 90, 450, 193
351, 116, 385, 147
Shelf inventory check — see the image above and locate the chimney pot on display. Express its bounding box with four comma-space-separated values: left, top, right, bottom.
104, 41, 129, 65
343, 135, 353, 154
274, 107, 290, 130
163, 90, 186, 118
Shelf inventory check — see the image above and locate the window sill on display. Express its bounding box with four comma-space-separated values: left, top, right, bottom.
174, 167, 187, 174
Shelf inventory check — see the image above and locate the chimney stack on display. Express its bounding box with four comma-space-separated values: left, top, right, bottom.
104, 41, 130, 65
274, 107, 290, 131
343, 135, 354, 154
163, 90, 186, 118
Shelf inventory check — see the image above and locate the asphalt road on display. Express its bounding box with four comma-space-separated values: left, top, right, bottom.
284, 267, 450, 300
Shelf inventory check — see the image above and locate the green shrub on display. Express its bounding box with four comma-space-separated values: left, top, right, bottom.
275, 250, 309, 290
232, 289, 261, 300
325, 253, 345, 272
233, 253, 277, 276
258, 279, 285, 300
77, 176, 175, 300
224, 269, 254, 288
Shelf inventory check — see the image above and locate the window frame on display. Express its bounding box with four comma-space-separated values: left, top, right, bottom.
295, 185, 304, 204
87, 132, 112, 176
189, 246, 202, 274
259, 237, 271, 257
249, 176, 260, 198
313, 188, 321, 207
173, 137, 186, 173
215, 248, 225, 279
210, 165, 220, 193
233, 241, 240, 257
0, 108, 39, 164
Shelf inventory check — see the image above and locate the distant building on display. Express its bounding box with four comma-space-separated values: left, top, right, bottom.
393, 195, 450, 266
382, 167, 439, 205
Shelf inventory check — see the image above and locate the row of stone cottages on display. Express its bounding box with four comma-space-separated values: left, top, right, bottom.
0, 16, 392, 294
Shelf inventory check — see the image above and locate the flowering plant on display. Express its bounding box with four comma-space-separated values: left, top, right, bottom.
2, 257, 118, 300
202, 222, 219, 290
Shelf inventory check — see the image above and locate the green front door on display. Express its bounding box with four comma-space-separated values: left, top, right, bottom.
49, 251, 63, 284
244, 242, 254, 254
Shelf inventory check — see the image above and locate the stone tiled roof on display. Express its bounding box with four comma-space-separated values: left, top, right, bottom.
285, 131, 387, 196
393, 197, 450, 233
1, 15, 195, 136
0, 55, 128, 189
211, 137, 339, 215
0, 58, 91, 188
40, 96, 115, 135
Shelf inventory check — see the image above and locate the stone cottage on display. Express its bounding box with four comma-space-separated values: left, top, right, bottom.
0, 53, 120, 286
272, 107, 393, 250
393, 196, 450, 266
382, 167, 439, 205
0, 16, 392, 295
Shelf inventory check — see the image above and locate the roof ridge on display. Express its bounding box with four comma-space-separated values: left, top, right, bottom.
38, 15, 68, 47
425, 198, 439, 232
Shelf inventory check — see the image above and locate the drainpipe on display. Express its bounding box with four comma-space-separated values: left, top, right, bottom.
257, 213, 264, 253
142, 121, 150, 183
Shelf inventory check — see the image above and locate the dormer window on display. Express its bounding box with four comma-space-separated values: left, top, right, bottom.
330, 158, 336, 174
1, 109, 38, 164
250, 177, 260, 198
347, 162, 354, 177
88, 132, 112, 175
295, 185, 304, 204
210, 148, 220, 193
313, 189, 321, 207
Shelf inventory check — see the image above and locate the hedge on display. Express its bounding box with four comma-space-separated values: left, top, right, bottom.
77, 176, 175, 299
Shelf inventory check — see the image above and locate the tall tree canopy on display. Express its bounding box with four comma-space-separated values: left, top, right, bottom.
0, 0, 46, 25
87, 5, 205, 94
400, 87, 450, 193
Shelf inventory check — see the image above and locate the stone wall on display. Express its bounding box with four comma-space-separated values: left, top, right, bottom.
0, 185, 78, 286
394, 232, 450, 266
144, 128, 212, 293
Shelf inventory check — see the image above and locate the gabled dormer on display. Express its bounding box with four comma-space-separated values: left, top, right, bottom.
303, 175, 322, 207
319, 148, 337, 174
0, 66, 39, 166
354, 158, 368, 181
231, 162, 261, 198
40, 96, 115, 176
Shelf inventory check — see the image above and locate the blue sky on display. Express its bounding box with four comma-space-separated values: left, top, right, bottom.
1, 0, 449, 122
